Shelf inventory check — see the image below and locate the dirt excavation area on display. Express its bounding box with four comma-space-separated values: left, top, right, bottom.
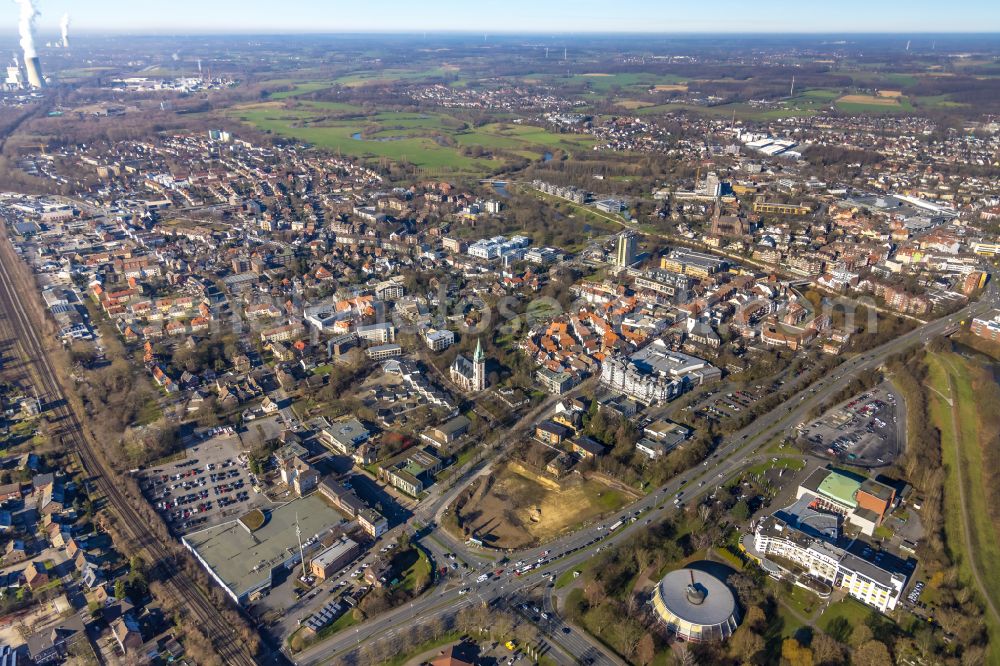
450, 462, 636, 549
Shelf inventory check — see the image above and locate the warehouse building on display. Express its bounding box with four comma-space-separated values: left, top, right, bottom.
182, 495, 345, 605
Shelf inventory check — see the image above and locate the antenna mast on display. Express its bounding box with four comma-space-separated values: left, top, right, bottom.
295, 512, 307, 578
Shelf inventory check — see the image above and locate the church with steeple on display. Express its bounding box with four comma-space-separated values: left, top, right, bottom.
449, 338, 487, 393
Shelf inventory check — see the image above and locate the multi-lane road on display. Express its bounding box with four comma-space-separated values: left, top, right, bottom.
292, 284, 997, 665
2, 198, 994, 666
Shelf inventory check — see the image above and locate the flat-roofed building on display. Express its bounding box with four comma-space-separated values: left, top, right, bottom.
358, 508, 388, 538
356, 322, 396, 344
747, 510, 907, 613
379, 448, 442, 497
366, 343, 402, 361
971, 310, 1000, 342
318, 418, 371, 455
796, 467, 896, 535
182, 495, 345, 605
660, 248, 727, 278
310, 538, 360, 580
536, 367, 577, 395
422, 415, 471, 448
425, 328, 455, 352
752, 201, 812, 216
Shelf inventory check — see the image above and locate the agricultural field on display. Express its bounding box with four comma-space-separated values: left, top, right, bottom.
226, 101, 593, 178
456, 461, 633, 549
835, 93, 915, 113
266, 81, 337, 100
635, 100, 820, 121
518, 71, 687, 93
616, 99, 658, 110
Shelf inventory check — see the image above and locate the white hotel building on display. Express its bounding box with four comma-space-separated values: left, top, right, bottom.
749, 512, 907, 613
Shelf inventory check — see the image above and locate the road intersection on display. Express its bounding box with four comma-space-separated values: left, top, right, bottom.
288, 287, 996, 666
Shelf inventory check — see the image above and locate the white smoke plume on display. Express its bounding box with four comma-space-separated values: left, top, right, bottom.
15, 0, 39, 60
60, 13, 69, 48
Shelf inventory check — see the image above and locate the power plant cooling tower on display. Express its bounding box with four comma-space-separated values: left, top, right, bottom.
24, 56, 42, 89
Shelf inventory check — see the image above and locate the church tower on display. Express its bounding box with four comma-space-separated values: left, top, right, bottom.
473, 338, 486, 391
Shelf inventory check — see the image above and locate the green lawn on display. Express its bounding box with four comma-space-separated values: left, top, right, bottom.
555, 568, 582, 589
436, 446, 477, 482
912, 94, 969, 109
744, 457, 806, 476
460, 123, 595, 155
289, 609, 359, 651
783, 584, 820, 617
926, 352, 1000, 665
774, 602, 807, 640
398, 548, 432, 593
818, 599, 875, 640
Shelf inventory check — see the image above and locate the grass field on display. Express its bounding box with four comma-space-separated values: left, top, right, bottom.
926, 352, 1000, 665
635, 99, 821, 120
651, 83, 688, 92
518, 71, 686, 93
227, 102, 592, 178
459, 461, 633, 549
835, 95, 915, 113
616, 100, 657, 109
818, 598, 875, 641
837, 94, 903, 106
397, 548, 432, 593
744, 457, 806, 477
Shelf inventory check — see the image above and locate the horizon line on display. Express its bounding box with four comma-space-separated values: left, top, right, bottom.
8, 29, 1000, 37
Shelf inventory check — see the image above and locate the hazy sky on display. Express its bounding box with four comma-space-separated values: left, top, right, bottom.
10, 0, 1000, 34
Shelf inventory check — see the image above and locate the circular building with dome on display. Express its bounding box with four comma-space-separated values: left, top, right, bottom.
651, 567, 740, 642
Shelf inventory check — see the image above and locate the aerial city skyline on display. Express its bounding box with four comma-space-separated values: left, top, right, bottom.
1, 0, 1000, 34
0, 2, 997, 666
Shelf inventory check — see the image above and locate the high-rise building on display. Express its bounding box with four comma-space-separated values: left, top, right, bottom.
701, 172, 722, 198
615, 231, 637, 267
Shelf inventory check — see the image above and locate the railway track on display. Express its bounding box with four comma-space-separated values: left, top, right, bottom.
0, 235, 258, 666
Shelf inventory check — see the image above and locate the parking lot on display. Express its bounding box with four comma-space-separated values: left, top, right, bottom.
796, 383, 902, 467
680, 384, 769, 425
138, 431, 260, 535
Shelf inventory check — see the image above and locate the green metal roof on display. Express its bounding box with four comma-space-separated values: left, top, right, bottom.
817, 471, 860, 508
